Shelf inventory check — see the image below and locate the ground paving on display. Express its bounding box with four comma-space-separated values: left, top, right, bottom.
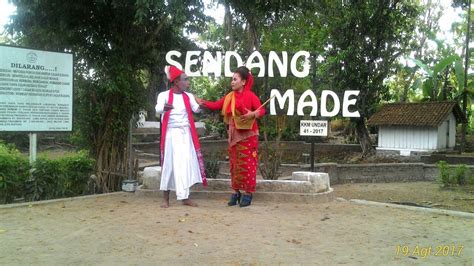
0, 193, 472, 265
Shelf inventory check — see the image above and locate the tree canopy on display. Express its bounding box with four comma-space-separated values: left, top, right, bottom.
7, 0, 209, 191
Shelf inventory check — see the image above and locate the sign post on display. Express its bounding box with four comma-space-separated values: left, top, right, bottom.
0, 45, 73, 164
29, 133, 37, 164
300, 120, 328, 171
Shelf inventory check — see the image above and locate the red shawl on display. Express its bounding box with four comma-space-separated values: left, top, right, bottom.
160, 89, 208, 187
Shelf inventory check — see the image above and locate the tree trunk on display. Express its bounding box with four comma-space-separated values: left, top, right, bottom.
400, 71, 415, 102
93, 109, 129, 192
460, 0, 471, 152
353, 118, 375, 156
441, 67, 450, 100
400, 1, 435, 102
146, 65, 161, 121
224, 0, 234, 50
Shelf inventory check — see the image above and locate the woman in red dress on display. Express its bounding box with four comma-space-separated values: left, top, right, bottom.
198, 66, 265, 207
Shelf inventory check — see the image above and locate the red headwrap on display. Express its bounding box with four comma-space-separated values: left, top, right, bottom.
243, 72, 254, 91
164, 65, 184, 83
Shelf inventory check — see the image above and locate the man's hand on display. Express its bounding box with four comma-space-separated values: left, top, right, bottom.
163, 103, 173, 111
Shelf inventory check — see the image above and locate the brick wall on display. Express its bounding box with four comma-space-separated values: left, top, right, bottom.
312, 163, 474, 184
212, 161, 474, 184
199, 140, 362, 160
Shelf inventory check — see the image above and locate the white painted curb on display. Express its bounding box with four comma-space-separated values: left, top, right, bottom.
349, 199, 474, 219
0, 192, 128, 209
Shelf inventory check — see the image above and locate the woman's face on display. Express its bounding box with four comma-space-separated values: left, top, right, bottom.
231, 73, 246, 92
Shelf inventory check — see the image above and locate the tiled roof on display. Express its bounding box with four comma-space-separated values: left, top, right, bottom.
367, 101, 467, 127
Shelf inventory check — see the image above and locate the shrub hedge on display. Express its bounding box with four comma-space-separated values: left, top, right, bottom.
0, 144, 95, 204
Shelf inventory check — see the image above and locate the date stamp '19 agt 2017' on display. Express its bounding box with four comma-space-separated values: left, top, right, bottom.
396, 244, 464, 259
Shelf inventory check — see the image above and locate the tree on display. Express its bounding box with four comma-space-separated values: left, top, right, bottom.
453, 0, 472, 150
315, 0, 421, 155
388, 0, 444, 102
7, 0, 207, 191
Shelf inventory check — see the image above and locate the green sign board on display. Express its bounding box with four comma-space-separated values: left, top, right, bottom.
0, 45, 73, 132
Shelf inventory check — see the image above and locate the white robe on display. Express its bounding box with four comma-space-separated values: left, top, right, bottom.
155, 90, 202, 200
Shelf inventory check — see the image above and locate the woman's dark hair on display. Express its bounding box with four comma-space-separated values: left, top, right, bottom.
234, 66, 250, 81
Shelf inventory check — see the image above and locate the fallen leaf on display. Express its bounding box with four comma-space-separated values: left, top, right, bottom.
178, 218, 186, 222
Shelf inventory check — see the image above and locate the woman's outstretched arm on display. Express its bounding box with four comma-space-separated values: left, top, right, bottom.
196, 96, 226, 111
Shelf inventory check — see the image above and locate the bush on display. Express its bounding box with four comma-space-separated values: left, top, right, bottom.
453, 164, 468, 186
259, 143, 282, 180
468, 174, 474, 185
436, 160, 452, 187
201, 116, 226, 138
204, 153, 220, 179
436, 161, 472, 187
25, 151, 95, 201
61, 150, 95, 196
0, 144, 29, 203
25, 158, 63, 201
0, 146, 95, 204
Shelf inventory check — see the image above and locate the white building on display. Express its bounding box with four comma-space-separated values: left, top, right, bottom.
367, 102, 467, 156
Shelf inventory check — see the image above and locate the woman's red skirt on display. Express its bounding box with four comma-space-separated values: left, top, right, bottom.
228, 135, 258, 193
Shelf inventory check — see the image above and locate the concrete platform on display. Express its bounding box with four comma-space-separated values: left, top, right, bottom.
137, 166, 335, 203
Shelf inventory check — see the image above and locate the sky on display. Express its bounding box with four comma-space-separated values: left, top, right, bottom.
0, 0, 15, 33
0, 0, 464, 47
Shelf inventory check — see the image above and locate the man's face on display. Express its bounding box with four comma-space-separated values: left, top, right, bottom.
175, 74, 190, 92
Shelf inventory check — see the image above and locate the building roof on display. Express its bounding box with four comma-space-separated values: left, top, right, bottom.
367, 101, 467, 127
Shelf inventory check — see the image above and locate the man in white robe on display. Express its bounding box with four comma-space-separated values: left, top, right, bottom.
155, 65, 206, 208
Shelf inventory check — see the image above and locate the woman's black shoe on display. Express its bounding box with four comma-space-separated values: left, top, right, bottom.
228, 191, 241, 206
239, 194, 253, 207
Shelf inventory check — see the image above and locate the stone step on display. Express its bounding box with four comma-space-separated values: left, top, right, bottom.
133, 126, 160, 134
133, 133, 160, 142
140, 167, 331, 194
138, 161, 160, 171
137, 167, 334, 203
135, 152, 160, 161
133, 142, 160, 154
